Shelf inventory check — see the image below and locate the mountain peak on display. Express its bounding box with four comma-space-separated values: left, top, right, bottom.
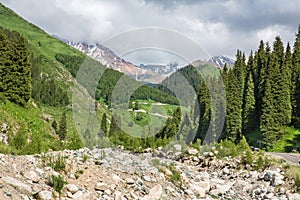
209, 56, 235, 68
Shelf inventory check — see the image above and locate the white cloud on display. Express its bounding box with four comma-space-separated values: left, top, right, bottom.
1, 0, 299, 64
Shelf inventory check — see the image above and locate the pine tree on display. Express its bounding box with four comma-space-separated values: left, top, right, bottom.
242, 65, 256, 133
51, 120, 58, 133
100, 113, 107, 137
58, 112, 67, 140
292, 25, 300, 126
295, 76, 300, 128
195, 81, 211, 141
273, 36, 292, 126
225, 69, 242, 142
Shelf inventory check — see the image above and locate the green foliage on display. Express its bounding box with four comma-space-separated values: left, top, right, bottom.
55, 53, 84, 77
58, 112, 67, 140
100, 113, 107, 137
82, 154, 88, 162
41, 153, 68, 172
0, 27, 32, 106
215, 139, 238, 158
10, 127, 27, 151
47, 175, 67, 194
65, 131, 83, 150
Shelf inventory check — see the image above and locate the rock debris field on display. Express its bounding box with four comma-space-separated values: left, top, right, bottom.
0, 147, 299, 200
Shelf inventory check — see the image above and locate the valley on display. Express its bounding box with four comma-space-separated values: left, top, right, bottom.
0, 1, 300, 200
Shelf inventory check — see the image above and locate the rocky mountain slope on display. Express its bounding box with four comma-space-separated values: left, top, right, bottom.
67, 41, 235, 82
209, 56, 235, 68
0, 146, 299, 200
67, 42, 165, 84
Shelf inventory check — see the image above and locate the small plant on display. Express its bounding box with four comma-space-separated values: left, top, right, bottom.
41, 153, 68, 173
75, 169, 84, 179
295, 173, 300, 191
47, 175, 67, 194
82, 154, 88, 162
169, 163, 181, 185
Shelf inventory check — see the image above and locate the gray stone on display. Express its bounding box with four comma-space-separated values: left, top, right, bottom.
2, 176, 32, 194
66, 184, 79, 194
210, 184, 231, 196
125, 178, 135, 184
94, 182, 108, 191
142, 175, 151, 182
264, 192, 274, 199
72, 190, 84, 200
288, 193, 300, 200
24, 171, 39, 183
114, 191, 123, 200
144, 184, 163, 200
38, 190, 52, 200
173, 144, 182, 152
187, 147, 198, 155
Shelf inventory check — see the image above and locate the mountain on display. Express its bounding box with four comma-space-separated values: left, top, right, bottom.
138, 62, 181, 76
209, 56, 235, 68
67, 42, 165, 84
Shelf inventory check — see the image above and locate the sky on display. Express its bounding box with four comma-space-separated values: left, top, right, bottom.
1, 0, 300, 65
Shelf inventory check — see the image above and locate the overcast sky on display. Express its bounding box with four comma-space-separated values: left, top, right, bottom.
1, 0, 300, 65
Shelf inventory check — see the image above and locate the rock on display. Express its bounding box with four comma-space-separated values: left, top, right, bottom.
144, 184, 163, 200
222, 167, 230, 175
187, 147, 198, 155
142, 175, 151, 182
2, 176, 32, 194
190, 184, 206, 198
173, 144, 182, 152
94, 182, 108, 191
38, 190, 52, 200
125, 178, 135, 184
288, 193, 300, 200
194, 181, 210, 192
66, 184, 79, 194
271, 174, 284, 186
210, 184, 232, 196
114, 191, 123, 200
264, 192, 274, 199
112, 174, 123, 183
24, 171, 39, 183
72, 190, 84, 200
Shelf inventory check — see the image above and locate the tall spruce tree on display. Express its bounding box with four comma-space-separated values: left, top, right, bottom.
100, 113, 107, 137
225, 69, 242, 142
292, 25, 300, 126
58, 111, 67, 140
0, 28, 31, 106
242, 53, 256, 134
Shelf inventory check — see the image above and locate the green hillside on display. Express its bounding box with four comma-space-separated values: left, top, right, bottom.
0, 3, 181, 154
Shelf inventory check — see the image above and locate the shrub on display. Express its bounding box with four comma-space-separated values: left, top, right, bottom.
41, 153, 68, 173
47, 175, 67, 194
215, 139, 238, 158
82, 154, 88, 162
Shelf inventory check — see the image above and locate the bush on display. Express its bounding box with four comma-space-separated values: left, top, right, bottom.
41, 153, 68, 173
47, 175, 67, 194
215, 139, 238, 158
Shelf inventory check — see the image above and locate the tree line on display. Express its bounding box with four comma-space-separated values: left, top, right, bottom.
195, 25, 300, 150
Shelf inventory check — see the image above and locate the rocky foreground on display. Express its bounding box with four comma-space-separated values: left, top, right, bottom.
0, 147, 299, 200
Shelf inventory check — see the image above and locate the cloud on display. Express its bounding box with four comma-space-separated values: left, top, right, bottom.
1, 0, 299, 64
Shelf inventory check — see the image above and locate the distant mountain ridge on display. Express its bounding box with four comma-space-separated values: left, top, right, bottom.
66, 40, 235, 83
209, 56, 235, 68
67, 41, 165, 84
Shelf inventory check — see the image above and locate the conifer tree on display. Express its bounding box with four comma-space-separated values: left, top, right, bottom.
225, 69, 242, 141
100, 113, 107, 137
242, 63, 256, 133
51, 120, 58, 133
292, 25, 300, 126
58, 112, 67, 140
